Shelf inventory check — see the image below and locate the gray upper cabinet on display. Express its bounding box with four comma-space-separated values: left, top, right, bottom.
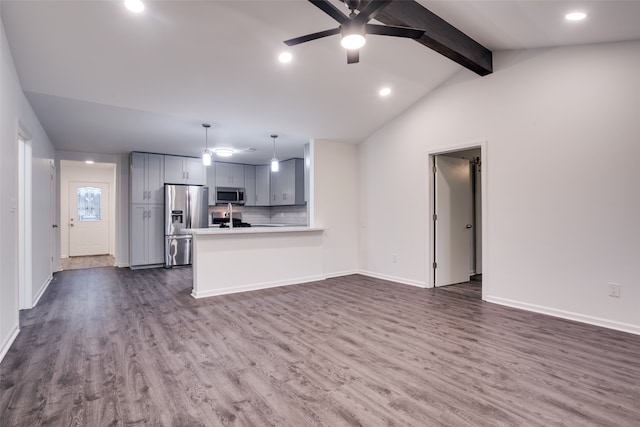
255, 165, 271, 206
215, 162, 245, 187
244, 165, 256, 206
271, 158, 304, 206
131, 152, 165, 204
164, 155, 206, 185
206, 162, 216, 205
207, 160, 303, 207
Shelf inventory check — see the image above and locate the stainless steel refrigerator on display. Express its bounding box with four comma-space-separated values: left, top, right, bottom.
164, 184, 209, 267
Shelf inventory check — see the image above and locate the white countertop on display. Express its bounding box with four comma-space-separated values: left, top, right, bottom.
186, 226, 323, 236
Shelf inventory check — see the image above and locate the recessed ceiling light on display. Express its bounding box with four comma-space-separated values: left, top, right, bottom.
565, 12, 587, 21
278, 52, 293, 64
125, 0, 144, 13
379, 87, 391, 97
85, 160, 94, 164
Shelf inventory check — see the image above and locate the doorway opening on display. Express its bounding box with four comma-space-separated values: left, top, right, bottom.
60, 160, 116, 270
429, 144, 485, 299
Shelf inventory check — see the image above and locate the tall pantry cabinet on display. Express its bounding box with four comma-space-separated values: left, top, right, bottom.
130, 152, 165, 267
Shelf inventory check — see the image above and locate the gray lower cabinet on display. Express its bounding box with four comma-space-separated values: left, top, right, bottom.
130, 152, 165, 267
130, 203, 164, 267
271, 158, 304, 206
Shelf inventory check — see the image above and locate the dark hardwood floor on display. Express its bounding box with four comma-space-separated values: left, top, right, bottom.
1, 268, 639, 426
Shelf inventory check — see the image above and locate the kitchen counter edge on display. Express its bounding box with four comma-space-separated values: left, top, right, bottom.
185, 226, 324, 236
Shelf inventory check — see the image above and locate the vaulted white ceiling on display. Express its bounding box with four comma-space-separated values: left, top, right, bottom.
2, 0, 639, 164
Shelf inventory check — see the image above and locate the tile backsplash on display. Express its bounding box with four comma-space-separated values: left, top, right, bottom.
208, 205, 308, 226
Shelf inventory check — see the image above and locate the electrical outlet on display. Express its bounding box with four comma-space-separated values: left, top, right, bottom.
392, 254, 398, 263
608, 283, 621, 298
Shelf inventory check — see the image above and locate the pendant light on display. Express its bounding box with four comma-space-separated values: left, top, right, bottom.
202, 123, 212, 166
270, 134, 279, 172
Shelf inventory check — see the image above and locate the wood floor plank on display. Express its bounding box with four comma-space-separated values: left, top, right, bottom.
2, 268, 640, 426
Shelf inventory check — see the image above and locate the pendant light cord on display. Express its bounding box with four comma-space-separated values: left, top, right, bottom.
272, 135, 276, 158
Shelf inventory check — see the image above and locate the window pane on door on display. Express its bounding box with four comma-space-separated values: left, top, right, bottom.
77, 186, 102, 221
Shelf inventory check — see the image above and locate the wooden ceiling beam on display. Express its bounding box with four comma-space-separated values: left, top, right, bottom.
356, 0, 493, 76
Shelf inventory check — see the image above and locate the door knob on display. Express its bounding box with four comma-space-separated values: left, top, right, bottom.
70, 223, 74, 227
52, 224, 58, 228
466, 224, 473, 229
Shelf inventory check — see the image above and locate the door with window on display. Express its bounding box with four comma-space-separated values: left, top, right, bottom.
69, 182, 109, 256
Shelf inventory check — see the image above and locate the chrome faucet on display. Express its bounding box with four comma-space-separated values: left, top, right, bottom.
227, 203, 233, 229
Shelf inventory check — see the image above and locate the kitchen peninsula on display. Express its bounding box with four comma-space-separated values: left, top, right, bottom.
187, 226, 324, 299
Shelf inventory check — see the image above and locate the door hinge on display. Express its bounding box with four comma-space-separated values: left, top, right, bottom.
432, 166, 437, 173
433, 262, 437, 268
433, 214, 437, 221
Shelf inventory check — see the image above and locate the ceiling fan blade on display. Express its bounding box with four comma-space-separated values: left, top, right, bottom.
309, 0, 349, 24
365, 24, 425, 39
353, 0, 393, 25
284, 27, 341, 46
347, 49, 359, 64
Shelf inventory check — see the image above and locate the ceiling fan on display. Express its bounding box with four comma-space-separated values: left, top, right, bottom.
284, 0, 425, 64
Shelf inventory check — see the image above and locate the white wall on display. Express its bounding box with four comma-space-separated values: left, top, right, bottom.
56, 151, 130, 267
311, 139, 359, 276
1, 17, 56, 361
359, 40, 640, 333
60, 160, 116, 258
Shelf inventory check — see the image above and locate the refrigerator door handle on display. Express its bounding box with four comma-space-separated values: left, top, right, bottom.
186, 189, 191, 229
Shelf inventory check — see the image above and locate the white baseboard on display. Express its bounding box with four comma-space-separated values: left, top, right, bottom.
358, 270, 427, 288
192, 274, 328, 299
0, 324, 20, 363
325, 269, 359, 279
32, 274, 53, 307
486, 296, 640, 336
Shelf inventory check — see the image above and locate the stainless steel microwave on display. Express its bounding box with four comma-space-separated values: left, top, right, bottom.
215, 187, 246, 205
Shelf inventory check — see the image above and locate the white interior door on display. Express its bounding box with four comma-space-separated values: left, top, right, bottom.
434, 156, 473, 286
50, 161, 57, 273
69, 181, 109, 256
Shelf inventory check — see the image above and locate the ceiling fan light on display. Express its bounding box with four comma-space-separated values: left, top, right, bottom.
213, 148, 234, 157
271, 158, 280, 172
202, 150, 212, 166
341, 33, 366, 50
